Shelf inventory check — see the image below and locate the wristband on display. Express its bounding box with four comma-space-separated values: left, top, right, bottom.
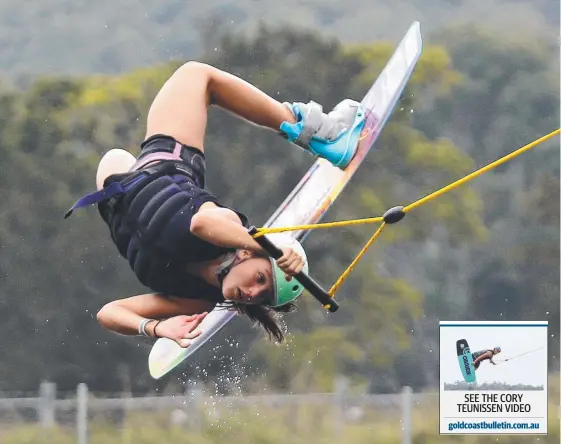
153, 320, 162, 338
138, 318, 153, 337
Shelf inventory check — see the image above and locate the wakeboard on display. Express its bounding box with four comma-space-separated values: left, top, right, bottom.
456, 338, 477, 383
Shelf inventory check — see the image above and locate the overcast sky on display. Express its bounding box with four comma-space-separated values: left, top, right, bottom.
439, 321, 548, 386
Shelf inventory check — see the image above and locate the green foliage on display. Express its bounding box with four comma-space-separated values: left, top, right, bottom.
250, 327, 365, 392
414, 22, 559, 359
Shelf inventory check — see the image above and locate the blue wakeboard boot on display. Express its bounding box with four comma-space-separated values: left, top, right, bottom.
279, 99, 366, 169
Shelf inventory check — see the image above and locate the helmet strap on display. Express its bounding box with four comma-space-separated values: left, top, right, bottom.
215, 251, 247, 285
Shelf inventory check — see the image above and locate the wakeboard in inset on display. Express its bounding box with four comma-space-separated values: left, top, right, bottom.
148, 21, 424, 379
456, 339, 476, 383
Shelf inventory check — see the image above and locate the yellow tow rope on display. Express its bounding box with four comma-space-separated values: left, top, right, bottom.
253, 128, 560, 300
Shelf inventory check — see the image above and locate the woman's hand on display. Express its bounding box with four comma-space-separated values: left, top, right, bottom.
275, 246, 305, 279
154, 313, 207, 347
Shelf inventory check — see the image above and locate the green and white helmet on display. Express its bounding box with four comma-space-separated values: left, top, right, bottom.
264, 237, 308, 308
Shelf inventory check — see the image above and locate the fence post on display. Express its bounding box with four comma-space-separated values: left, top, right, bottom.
39, 381, 56, 429
401, 386, 412, 444
191, 386, 204, 431
77, 383, 88, 444
333, 376, 348, 437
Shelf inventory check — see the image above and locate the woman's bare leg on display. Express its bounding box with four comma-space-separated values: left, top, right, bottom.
145, 61, 296, 152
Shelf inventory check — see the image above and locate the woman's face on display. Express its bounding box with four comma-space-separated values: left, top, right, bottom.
221, 252, 274, 305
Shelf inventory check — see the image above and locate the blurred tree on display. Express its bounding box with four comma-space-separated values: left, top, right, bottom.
414, 24, 559, 370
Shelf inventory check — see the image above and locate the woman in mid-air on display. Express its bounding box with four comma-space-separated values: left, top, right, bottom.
472, 347, 502, 369
66, 61, 365, 347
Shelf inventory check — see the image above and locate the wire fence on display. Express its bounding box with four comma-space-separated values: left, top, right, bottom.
0, 381, 439, 444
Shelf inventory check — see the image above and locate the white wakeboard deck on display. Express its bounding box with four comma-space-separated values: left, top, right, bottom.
148, 21, 423, 379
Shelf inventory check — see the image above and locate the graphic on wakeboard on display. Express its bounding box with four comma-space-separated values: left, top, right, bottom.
148, 21, 423, 379
456, 339, 477, 383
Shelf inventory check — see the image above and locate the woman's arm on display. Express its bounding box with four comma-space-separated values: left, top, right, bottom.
97, 293, 214, 339
191, 203, 306, 276
190, 203, 264, 252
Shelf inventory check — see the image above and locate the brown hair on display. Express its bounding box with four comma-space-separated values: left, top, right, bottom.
222, 250, 299, 342
223, 301, 297, 342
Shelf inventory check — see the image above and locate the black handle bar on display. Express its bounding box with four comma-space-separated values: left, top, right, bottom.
248, 226, 339, 312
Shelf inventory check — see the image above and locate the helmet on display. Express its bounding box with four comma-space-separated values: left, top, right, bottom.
494, 346, 501, 352
265, 237, 309, 308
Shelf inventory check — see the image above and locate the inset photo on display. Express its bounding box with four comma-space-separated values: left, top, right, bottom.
439, 321, 548, 435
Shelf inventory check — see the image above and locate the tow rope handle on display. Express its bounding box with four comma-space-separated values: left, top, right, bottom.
248, 227, 339, 312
